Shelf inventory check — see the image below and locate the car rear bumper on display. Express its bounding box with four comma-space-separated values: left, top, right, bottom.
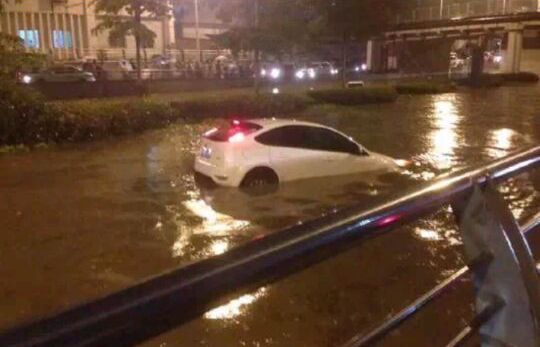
194, 157, 242, 187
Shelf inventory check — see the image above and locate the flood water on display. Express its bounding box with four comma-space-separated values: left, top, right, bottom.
1, 85, 539, 346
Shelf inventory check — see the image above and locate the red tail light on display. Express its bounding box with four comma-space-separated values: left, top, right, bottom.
203, 121, 261, 143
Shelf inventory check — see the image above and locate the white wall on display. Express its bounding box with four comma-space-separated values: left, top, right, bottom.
521, 49, 540, 74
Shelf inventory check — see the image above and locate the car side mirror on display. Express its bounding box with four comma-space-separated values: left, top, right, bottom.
356, 145, 369, 156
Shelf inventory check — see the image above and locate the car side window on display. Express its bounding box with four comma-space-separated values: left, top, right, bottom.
255, 126, 305, 148
303, 127, 360, 154
256, 125, 360, 155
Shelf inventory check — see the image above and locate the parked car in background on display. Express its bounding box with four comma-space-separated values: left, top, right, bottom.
20, 65, 96, 84
309, 61, 339, 78
260, 62, 284, 80
195, 119, 398, 189
100, 60, 134, 80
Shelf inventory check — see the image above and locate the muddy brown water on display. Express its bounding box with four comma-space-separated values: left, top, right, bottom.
1, 86, 539, 346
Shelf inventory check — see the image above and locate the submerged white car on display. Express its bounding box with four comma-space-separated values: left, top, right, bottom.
194, 119, 398, 188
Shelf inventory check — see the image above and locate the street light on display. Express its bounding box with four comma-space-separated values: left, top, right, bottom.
194, 0, 200, 61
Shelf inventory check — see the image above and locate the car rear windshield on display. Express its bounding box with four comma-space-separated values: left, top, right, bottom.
204, 121, 263, 142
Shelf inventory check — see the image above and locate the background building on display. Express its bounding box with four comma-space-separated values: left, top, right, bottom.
0, 0, 175, 61
397, 0, 539, 23
366, 0, 540, 75
172, 0, 231, 60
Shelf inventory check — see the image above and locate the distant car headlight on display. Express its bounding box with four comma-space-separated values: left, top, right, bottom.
22, 75, 32, 84
295, 70, 305, 79
308, 68, 316, 79
330, 68, 338, 75
270, 68, 281, 79
361, 63, 367, 71
260, 69, 267, 77
494, 55, 502, 63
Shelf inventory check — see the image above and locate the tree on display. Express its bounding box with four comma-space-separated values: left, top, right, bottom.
213, 0, 315, 58
213, 0, 408, 87
308, 0, 408, 86
0, 0, 45, 81
92, 0, 171, 80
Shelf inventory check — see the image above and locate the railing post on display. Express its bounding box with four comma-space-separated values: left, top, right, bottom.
452, 182, 540, 346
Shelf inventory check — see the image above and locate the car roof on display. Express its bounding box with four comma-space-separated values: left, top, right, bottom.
248, 118, 334, 131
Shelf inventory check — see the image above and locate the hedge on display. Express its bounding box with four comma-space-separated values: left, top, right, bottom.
170, 93, 313, 119
395, 82, 456, 94
307, 87, 398, 105
0, 84, 313, 146
499, 72, 539, 83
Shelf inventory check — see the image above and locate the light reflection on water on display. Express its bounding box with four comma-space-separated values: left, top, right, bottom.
487, 128, 516, 159
170, 194, 250, 258
204, 288, 267, 321
428, 95, 460, 170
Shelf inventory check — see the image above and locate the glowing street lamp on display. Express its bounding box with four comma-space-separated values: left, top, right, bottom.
194, 0, 200, 61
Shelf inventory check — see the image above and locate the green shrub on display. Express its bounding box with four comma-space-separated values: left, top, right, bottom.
0, 82, 56, 145
170, 93, 313, 119
499, 72, 539, 83
395, 82, 456, 94
307, 87, 398, 105
0, 90, 312, 146
456, 74, 503, 88
51, 99, 176, 142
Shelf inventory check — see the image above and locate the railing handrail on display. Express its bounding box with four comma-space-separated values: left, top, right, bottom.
1, 146, 539, 347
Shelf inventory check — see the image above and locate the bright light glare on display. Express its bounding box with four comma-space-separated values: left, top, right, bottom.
203, 128, 218, 137
228, 132, 245, 143
22, 75, 32, 84
494, 55, 503, 63
308, 68, 316, 79
361, 63, 367, 71
272, 87, 280, 94
295, 70, 305, 79
354, 66, 360, 72
330, 68, 338, 75
270, 68, 281, 79
260, 69, 267, 77
205, 288, 267, 320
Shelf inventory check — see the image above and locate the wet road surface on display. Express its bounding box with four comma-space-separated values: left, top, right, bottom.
0, 85, 539, 346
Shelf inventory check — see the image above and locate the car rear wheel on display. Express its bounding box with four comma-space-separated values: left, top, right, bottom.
241, 168, 279, 195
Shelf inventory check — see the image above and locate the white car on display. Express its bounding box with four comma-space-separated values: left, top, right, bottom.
194, 119, 398, 189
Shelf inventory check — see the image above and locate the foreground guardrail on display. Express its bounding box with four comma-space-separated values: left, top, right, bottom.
1, 146, 540, 347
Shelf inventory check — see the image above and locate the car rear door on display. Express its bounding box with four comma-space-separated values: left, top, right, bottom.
256, 126, 333, 182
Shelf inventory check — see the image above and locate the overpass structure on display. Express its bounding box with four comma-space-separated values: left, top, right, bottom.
367, 12, 540, 75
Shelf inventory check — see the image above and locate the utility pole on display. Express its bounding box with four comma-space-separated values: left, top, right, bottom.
254, 0, 260, 95
440, 0, 444, 19
194, 0, 201, 61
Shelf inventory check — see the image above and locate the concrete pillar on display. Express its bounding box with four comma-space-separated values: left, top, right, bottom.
162, 17, 169, 55
45, 13, 53, 57
76, 15, 84, 59
5, 12, 12, 35
83, 0, 97, 59
38, 13, 45, 53
504, 29, 523, 73
68, 13, 76, 59
366, 40, 374, 71
13, 12, 19, 37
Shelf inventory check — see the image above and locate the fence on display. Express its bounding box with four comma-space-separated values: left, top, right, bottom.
0, 146, 539, 346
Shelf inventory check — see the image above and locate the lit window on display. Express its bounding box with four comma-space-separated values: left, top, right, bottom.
53, 30, 73, 48
18, 30, 40, 48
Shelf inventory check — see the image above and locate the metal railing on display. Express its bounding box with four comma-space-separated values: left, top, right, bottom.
1, 146, 540, 347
